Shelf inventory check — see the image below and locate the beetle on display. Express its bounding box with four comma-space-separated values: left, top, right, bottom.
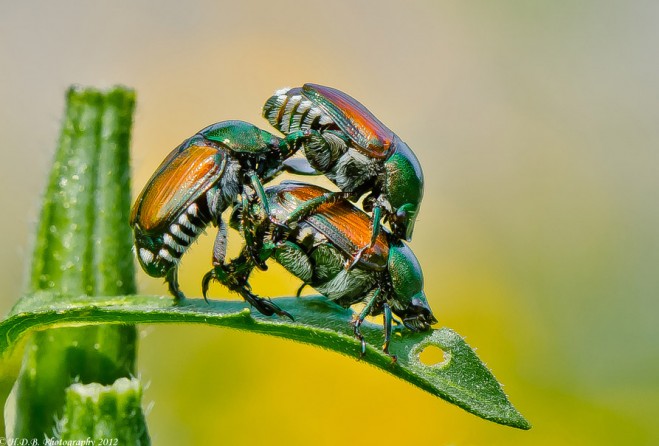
263, 83, 424, 266
130, 120, 308, 318
202, 181, 436, 357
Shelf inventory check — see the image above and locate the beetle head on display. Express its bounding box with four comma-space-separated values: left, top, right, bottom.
387, 243, 437, 331
383, 136, 424, 242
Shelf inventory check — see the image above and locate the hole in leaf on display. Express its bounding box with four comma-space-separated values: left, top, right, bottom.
419, 345, 446, 366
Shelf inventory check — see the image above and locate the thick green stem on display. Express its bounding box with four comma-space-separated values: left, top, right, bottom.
10, 87, 147, 441
59, 378, 149, 444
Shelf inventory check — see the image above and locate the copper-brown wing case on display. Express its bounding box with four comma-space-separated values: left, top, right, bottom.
130, 136, 226, 232
270, 182, 389, 271
302, 83, 395, 159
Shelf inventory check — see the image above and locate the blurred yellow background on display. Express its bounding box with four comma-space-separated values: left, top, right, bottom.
2, 1, 658, 444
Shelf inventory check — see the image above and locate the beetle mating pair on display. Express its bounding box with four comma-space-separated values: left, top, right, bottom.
130, 83, 434, 356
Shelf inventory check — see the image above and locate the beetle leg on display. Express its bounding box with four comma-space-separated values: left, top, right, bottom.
204, 264, 293, 321
247, 172, 278, 270
281, 128, 343, 172
284, 191, 352, 227
295, 283, 307, 297
391, 315, 404, 331
257, 131, 315, 185
278, 129, 311, 158
165, 267, 185, 302
274, 190, 352, 248
354, 288, 380, 358
346, 205, 383, 270
202, 218, 231, 304
212, 217, 228, 267
239, 287, 293, 321
249, 172, 270, 215
202, 269, 295, 321
382, 302, 397, 363
241, 187, 269, 271
370, 205, 383, 247
243, 172, 288, 244
203, 243, 291, 320
202, 252, 253, 302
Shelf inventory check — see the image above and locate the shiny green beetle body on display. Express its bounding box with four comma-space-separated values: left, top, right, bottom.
130, 120, 305, 317
204, 181, 436, 357
263, 84, 424, 261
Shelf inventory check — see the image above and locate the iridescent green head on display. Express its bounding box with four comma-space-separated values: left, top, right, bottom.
384, 136, 424, 242
387, 243, 436, 331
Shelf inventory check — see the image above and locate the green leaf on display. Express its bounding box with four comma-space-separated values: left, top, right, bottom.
2, 292, 531, 430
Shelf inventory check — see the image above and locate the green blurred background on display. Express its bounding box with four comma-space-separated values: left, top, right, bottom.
1, 1, 658, 444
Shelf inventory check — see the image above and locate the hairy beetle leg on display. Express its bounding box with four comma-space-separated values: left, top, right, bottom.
201, 268, 219, 304
382, 303, 398, 364
234, 284, 294, 320
345, 246, 367, 270
243, 290, 294, 321
353, 317, 367, 359
201, 264, 248, 303
346, 205, 383, 271
201, 267, 293, 320
353, 289, 380, 358
166, 268, 186, 302
284, 191, 353, 228
240, 191, 269, 271
212, 219, 228, 270
295, 283, 307, 297
269, 219, 293, 244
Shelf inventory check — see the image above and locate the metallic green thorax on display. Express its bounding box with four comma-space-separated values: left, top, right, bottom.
382, 136, 424, 242
388, 244, 424, 302
202, 120, 288, 155
386, 243, 433, 331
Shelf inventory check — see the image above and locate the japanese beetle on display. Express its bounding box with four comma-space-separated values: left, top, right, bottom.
130, 120, 306, 318
263, 83, 424, 264
203, 181, 436, 357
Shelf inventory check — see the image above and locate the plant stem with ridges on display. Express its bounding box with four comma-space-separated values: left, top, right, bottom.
10, 86, 148, 442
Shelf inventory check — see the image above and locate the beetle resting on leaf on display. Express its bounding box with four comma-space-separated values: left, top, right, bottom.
203, 181, 437, 358
130, 120, 309, 318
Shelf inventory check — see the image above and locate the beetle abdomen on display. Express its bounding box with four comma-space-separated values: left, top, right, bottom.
314, 267, 377, 307
134, 195, 213, 278
272, 230, 377, 307
264, 87, 338, 135
264, 88, 379, 193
